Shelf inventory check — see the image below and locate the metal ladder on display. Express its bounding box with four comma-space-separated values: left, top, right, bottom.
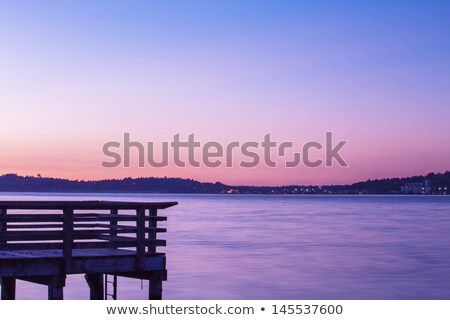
104, 274, 118, 300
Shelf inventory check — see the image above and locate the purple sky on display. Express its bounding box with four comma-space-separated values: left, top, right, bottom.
0, 1, 449, 185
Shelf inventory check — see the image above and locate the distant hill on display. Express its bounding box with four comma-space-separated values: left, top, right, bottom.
338, 171, 449, 195
0, 174, 227, 193
0, 172, 448, 194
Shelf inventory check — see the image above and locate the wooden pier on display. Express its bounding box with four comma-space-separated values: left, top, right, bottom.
0, 200, 177, 300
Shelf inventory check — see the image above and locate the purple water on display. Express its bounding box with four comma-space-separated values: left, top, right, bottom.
1, 193, 449, 299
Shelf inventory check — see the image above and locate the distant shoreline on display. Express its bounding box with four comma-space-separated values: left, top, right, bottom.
0, 191, 447, 196
0, 172, 448, 195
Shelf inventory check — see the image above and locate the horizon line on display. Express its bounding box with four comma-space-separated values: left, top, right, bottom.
1, 171, 448, 188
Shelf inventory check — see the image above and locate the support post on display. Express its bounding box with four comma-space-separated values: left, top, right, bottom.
47, 275, 65, 300
85, 273, 104, 300
48, 287, 64, 300
149, 271, 163, 300
0, 277, 16, 300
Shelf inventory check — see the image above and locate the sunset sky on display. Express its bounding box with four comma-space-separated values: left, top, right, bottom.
0, 1, 449, 186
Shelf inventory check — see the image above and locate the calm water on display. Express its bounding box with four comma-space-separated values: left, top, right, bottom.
1, 193, 449, 300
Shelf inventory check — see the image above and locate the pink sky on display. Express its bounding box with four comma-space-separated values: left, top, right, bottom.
0, 2, 449, 186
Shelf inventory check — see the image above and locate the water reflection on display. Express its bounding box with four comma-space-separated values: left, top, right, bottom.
1, 194, 449, 299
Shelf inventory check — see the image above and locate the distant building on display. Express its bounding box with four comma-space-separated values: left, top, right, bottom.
401, 179, 432, 194
423, 179, 431, 194
401, 183, 423, 194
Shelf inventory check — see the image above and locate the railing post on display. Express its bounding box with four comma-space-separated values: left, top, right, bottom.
110, 208, 118, 237
109, 208, 118, 249
63, 208, 74, 273
136, 207, 146, 270
148, 208, 157, 254
0, 208, 6, 244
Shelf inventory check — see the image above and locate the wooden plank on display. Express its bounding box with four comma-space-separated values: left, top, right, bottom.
95, 223, 167, 233
6, 223, 63, 229
0, 238, 165, 251
77, 214, 167, 222
0, 232, 63, 242
0, 254, 165, 277
74, 236, 167, 249
73, 248, 137, 258
77, 228, 166, 234
0, 250, 67, 259
3, 227, 158, 236
0, 239, 165, 251
0, 259, 62, 277
63, 208, 74, 273
0, 201, 178, 210
0, 230, 63, 237
0, 214, 64, 222
136, 208, 146, 270
0, 228, 165, 241
0, 230, 116, 241
94, 214, 167, 221
0, 242, 64, 250
72, 255, 165, 274
76, 239, 166, 249
96, 234, 136, 242
0, 248, 159, 259
0, 214, 167, 222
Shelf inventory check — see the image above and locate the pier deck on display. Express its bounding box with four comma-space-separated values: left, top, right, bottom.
0, 200, 177, 300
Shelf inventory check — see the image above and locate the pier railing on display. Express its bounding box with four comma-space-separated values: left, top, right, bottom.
0, 201, 177, 273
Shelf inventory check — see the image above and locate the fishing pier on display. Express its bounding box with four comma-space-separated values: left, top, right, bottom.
0, 200, 177, 300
